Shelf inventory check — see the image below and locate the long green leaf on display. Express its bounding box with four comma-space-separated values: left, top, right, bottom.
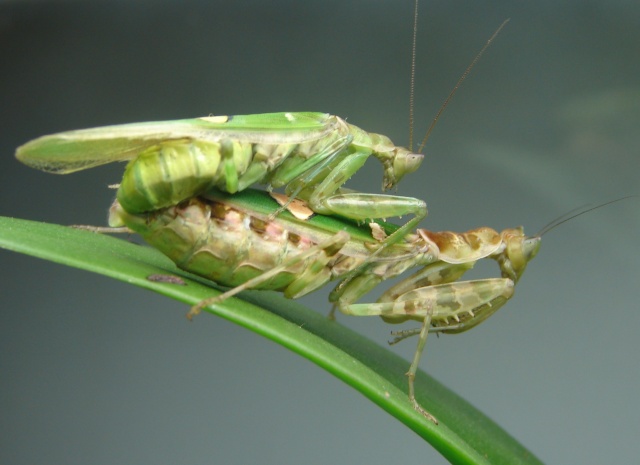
0, 216, 543, 465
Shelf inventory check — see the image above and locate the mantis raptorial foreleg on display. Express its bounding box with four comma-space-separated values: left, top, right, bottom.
278, 143, 427, 260
338, 279, 515, 323
317, 192, 427, 256
340, 278, 514, 424
330, 254, 515, 424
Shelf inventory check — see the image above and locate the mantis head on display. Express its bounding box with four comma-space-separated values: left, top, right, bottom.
496, 228, 541, 283
382, 147, 423, 190
494, 196, 635, 283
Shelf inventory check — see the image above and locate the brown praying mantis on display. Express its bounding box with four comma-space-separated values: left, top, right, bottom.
105, 187, 549, 423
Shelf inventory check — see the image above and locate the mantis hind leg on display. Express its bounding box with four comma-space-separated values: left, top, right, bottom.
406, 310, 438, 424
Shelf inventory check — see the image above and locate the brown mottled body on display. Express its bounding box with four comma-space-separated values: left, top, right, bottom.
110, 188, 540, 423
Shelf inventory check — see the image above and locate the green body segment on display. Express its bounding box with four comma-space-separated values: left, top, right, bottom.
16, 112, 424, 213
114, 112, 351, 213
115, 112, 424, 217
17, 112, 427, 258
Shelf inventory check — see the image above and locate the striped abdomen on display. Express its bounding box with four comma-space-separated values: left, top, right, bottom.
115, 194, 358, 298
116, 138, 310, 214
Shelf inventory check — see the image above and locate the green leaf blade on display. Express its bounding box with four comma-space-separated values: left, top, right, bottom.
0, 216, 543, 465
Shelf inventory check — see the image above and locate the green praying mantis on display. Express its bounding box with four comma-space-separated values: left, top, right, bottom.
14, 4, 507, 259
15, 111, 427, 256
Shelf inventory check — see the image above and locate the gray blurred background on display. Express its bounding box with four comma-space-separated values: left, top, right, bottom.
1, 1, 639, 463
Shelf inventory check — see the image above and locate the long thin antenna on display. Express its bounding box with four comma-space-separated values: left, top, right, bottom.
417, 18, 510, 154
536, 195, 637, 237
408, 0, 419, 151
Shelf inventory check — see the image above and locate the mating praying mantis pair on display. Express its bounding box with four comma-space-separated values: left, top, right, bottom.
100, 187, 622, 424
15, 0, 606, 424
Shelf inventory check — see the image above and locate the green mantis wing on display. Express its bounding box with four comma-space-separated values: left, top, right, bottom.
15, 112, 337, 174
